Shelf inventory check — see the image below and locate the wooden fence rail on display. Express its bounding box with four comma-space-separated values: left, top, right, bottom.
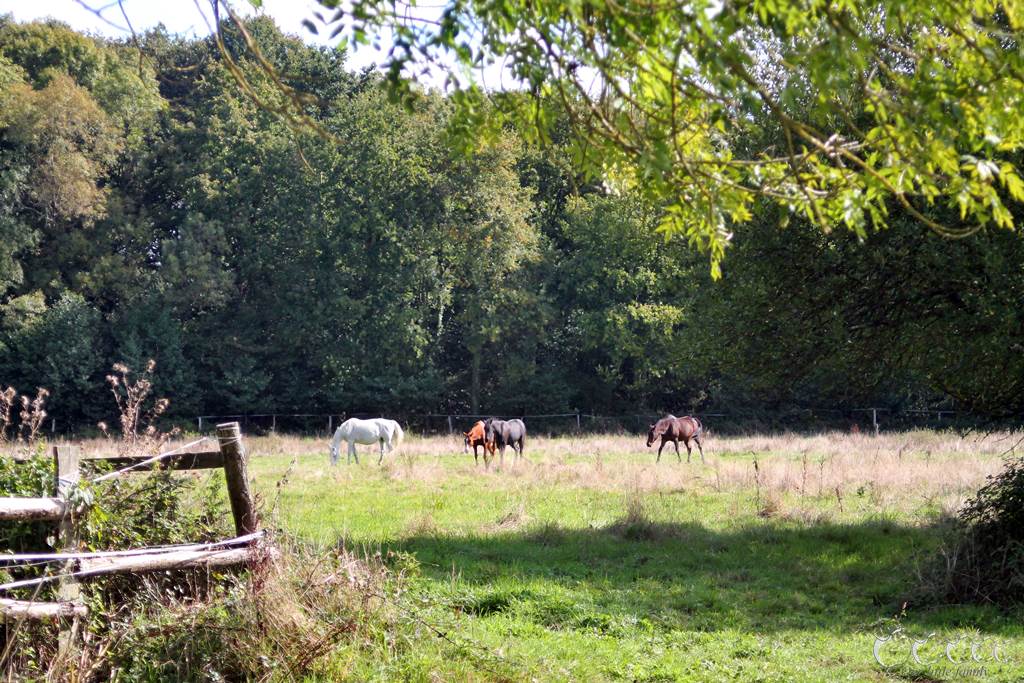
77, 546, 263, 577
0, 497, 67, 522
11, 448, 224, 470
0, 598, 87, 620
0, 422, 260, 637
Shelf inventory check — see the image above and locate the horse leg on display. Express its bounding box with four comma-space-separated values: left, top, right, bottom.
378, 439, 385, 465
348, 441, 357, 465
657, 439, 666, 463
473, 444, 479, 465
674, 439, 682, 463
684, 438, 692, 463
695, 435, 705, 463
499, 443, 506, 468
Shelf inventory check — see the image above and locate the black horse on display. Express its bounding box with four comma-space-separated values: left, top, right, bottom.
484, 418, 526, 467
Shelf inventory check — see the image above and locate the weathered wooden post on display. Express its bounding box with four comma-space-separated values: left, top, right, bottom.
328, 414, 333, 434
216, 422, 258, 535
447, 415, 453, 435
54, 445, 82, 657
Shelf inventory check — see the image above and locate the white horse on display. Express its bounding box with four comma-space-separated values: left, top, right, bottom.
329, 417, 404, 465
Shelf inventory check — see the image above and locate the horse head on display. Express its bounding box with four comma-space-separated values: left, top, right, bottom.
646, 423, 659, 447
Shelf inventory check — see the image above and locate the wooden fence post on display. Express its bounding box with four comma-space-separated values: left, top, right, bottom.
54, 445, 81, 657
216, 422, 258, 535
447, 415, 453, 435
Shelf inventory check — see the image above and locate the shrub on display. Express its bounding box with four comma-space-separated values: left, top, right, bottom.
934, 455, 1024, 603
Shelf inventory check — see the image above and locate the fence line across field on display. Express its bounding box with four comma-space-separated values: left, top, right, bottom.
194, 408, 962, 436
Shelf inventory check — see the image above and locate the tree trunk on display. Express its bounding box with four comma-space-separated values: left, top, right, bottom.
470, 348, 481, 415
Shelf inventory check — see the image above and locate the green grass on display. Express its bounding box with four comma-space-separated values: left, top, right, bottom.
246, 435, 1024, 681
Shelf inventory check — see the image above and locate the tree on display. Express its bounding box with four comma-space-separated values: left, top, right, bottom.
683, 199, 1024, 418
0, 292, 104, 422
312, 0, 1024, 274
0, 18, 163, 312
441, 133, 539, 413
550, 194, 705, 411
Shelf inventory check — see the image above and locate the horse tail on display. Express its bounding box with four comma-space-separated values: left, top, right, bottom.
393, 421, 405, 450
690, 416, 703, 437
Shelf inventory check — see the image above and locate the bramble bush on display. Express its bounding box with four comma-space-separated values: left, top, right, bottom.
935, 454, 1024, 604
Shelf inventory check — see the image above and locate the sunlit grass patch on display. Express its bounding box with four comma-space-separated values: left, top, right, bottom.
241, 431, 1024, 681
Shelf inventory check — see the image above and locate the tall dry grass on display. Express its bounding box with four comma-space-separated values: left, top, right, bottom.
67, 429, 1018, 519
381, 430, 1008, 500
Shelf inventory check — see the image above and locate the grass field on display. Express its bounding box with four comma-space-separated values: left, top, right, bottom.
224, 430, 1024, 681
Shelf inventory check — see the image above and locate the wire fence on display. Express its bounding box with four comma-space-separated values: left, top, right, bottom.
187, 407, 970, 437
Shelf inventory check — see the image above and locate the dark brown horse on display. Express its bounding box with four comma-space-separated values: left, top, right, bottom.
484, 418, 526, 467
646, 415, 704, 463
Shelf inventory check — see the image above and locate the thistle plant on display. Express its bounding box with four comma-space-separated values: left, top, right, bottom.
99, 360, 178, 455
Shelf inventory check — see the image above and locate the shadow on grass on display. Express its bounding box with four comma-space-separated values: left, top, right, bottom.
389, 517, 1023, 636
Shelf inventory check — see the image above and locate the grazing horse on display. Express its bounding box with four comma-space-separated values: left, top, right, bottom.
484, 418, 526, 467
329, 417, 404, 465
463, 420, 496, 466
646, 415, 704, 463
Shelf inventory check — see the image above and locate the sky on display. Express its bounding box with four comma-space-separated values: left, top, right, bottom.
0, 0, 526, 91
0, 0, 390, 72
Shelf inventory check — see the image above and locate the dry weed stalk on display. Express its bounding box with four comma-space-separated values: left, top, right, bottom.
0, 385, 49, 449
98, 360, 178, 455
752, 458, 782, 517
0, 386, 16, 442
753, 458, 761, 511
799, 452, 809, 497
17, 388, 49, 443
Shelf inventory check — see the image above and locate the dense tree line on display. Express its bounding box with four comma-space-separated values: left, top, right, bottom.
0, 16, 1021, 428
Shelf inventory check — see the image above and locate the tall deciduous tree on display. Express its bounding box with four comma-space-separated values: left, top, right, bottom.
314, 0, 1024, 273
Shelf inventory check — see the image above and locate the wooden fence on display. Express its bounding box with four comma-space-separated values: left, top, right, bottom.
0, 422, 260, 634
